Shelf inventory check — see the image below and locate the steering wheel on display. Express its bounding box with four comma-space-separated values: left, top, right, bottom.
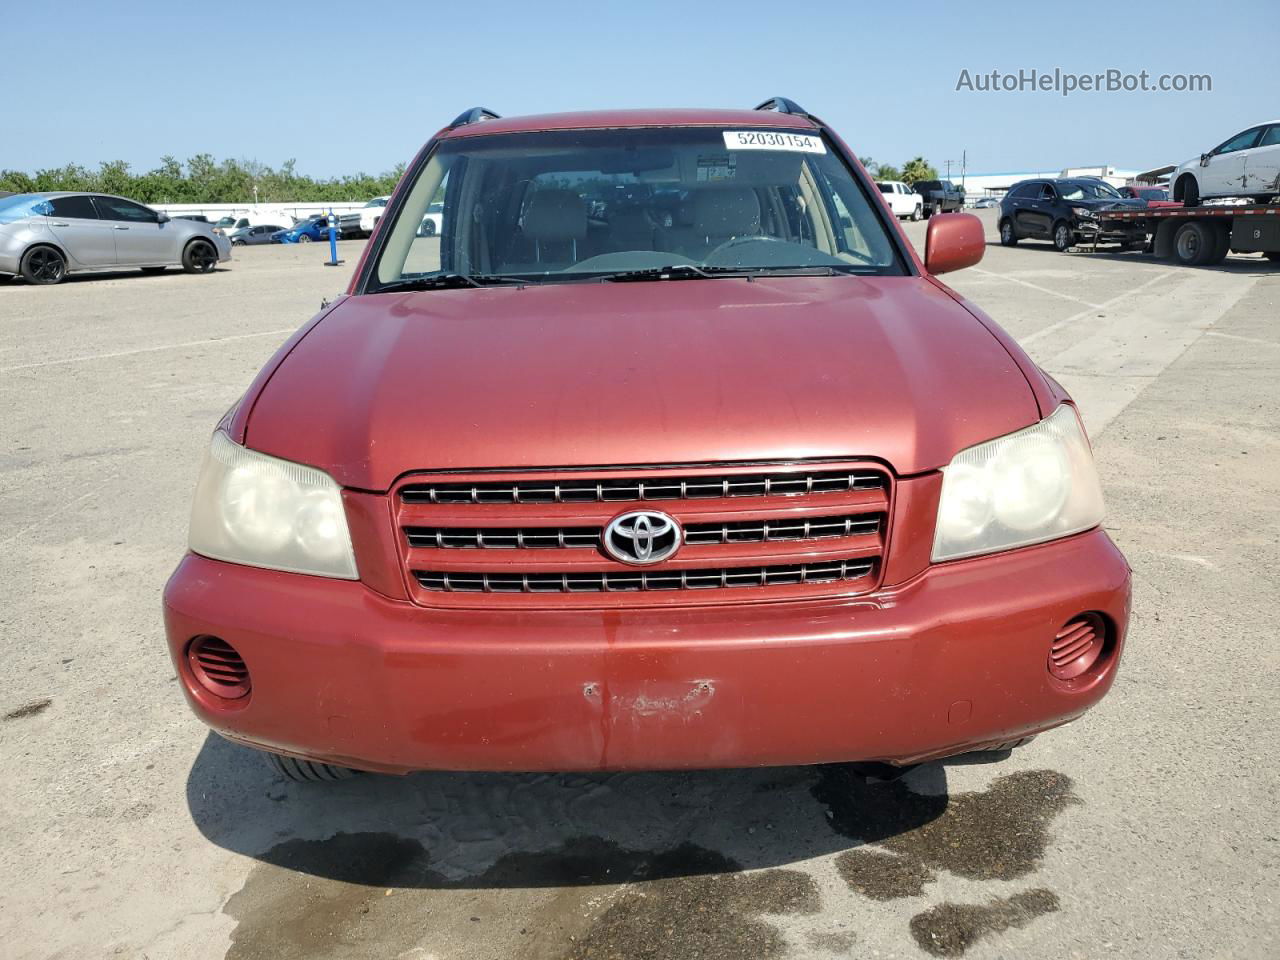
704, 234, 789, 261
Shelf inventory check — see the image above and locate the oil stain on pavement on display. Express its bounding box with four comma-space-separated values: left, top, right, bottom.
220, 766, 1079, 959
3, 697, 51, 721
224, 833, 818, 960
815, 767, 1078, 954
910, 888, 1060, 957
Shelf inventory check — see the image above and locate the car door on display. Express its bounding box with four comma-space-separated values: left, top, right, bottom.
43, 194, 116, 268
898, 184, 915, 215
1243, 124, 1280, 197
1200, 127, 1263, 197
94, 195, 174, 264
1017, 183, 1053, 236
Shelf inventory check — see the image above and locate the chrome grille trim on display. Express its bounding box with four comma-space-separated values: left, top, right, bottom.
401, 470, 884, 505
404, 514, 881, 550
413, 558, 877, 593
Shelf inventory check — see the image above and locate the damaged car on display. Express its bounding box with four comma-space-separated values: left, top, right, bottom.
164, 99, 1130, 781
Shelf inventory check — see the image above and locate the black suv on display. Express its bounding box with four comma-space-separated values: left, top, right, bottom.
998, 178, 1142, 251
913, 179, 964, 217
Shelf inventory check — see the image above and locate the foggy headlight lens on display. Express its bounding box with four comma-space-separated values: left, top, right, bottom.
188, 432, 358, 579
933, 404, 1104, 561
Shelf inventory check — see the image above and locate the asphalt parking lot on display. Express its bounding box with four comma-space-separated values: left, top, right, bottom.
2, 212, 1277, 959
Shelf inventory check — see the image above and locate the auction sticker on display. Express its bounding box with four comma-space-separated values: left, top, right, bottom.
723, 130, 825, 153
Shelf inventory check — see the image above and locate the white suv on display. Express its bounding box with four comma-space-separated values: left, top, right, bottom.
876, 180, 923, 220
339, 196, 390, 238
1171, 122, 1280, 205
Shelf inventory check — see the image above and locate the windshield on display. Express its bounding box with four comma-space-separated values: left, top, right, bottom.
365, 198, 387, 208
1137, 188, 1169, 200
1058, 180, 1122, 201
369, 126, 904, 288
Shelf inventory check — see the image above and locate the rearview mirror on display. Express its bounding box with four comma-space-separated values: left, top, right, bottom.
924, 212, 984, 275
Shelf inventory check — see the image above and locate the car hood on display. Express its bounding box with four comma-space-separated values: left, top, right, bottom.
244, 276, 1039, 489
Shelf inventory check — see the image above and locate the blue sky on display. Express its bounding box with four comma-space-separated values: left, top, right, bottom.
3, 0, 1276, 179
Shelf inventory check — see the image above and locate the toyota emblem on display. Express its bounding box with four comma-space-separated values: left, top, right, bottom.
603, 511, 681, 565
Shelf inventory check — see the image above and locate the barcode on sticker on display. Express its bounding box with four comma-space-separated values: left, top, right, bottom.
723, 131, 826, 153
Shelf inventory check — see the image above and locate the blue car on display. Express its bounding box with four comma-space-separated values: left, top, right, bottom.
272, 215, 332, 244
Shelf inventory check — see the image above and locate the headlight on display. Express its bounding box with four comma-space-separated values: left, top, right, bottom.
188, 431, 358, 579
932, 404, 1104, 562
1071, 206, 1096, 219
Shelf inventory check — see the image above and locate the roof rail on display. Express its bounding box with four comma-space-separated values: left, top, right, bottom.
754, 97, 811, 118
449, 107, 501, 128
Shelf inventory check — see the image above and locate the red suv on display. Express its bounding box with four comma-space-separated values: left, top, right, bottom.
164, 99, 1130, 781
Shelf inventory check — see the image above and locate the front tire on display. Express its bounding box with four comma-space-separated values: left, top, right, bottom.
20, 245, 66, 284
999, 219, 1018, 246
266, 752, 357, 783
1052, 221, 1073, 252
182, 239, 218, 274
1179, 175, 1200, 207
298, 234, 313, 243
909, 204, 921, 222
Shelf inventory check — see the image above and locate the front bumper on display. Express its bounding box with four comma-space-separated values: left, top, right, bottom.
163, 529, 1130, 773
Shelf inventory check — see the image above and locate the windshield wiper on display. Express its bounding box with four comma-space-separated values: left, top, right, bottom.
375, 273, 528, 293
602, 264, 844, 282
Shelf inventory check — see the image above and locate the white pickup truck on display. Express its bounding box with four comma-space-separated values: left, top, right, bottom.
875, 180, 923, 220
339, 196, 389, 238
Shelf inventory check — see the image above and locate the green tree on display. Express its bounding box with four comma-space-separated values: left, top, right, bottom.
900, 156, 939, 185
0, 155, 404, 204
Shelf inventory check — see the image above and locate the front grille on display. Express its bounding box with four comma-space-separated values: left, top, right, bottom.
394, 462, 891, 606
414, 557, 875, 593
401, 469, 882, 504
405, 513, 880, 550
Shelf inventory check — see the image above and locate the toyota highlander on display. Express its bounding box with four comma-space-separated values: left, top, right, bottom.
163, 99, 1130, 782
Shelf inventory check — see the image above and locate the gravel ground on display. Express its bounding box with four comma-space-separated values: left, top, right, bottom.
1, 214, 1276, 959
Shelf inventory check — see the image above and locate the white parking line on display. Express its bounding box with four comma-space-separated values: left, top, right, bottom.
0, 477, 116, 548
0, 328, 296, 373
1020, 271, 1173, 346
1205, 330, 1280, 348
970, 267, 1104, 309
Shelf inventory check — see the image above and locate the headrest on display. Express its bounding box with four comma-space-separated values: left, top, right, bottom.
523, 189, 587, 242
692, 187, 761, 237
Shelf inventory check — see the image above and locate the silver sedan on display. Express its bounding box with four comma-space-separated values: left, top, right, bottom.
0, 192, 231, 284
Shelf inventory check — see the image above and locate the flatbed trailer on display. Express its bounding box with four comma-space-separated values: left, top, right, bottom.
1090, 204, 1280, 266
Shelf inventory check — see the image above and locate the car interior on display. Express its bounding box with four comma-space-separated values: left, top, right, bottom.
378, 129, 903, 282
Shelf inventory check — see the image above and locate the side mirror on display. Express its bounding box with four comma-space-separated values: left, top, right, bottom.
1200, 153, 1211, 166
157, 212, 170, 223
924, 212, 984, 275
